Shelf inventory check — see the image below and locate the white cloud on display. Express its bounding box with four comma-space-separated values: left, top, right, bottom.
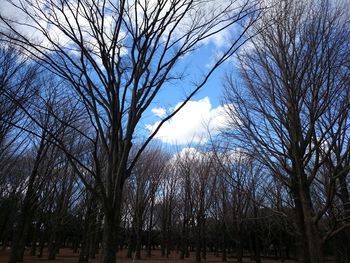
0, 0, 127, 63
146, 97, 231, 145
127, 0, 242, 49
176, 147, 203, 161
151, 107, 166, 118
1, 0, 255, 65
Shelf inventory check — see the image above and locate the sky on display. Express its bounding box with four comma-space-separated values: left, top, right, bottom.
0, 0, 243, 148
141, 41, 239, 147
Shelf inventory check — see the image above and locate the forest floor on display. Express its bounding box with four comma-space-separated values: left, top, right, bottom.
0, 248, 301, 263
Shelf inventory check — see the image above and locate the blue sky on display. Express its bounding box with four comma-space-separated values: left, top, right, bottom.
0, 0, 242, 148
141, 42, 238, 146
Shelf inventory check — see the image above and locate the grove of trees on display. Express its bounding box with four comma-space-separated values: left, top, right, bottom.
0, 0, 349, 263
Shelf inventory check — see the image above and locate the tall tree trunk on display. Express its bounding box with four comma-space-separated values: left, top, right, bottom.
166, 206, 172, 258
201, 218, 206, 261
8, 138, 45, 263
100, 212, 117, 263
293, 193, 309, 263
147, 195, 155, 258
299, 186, 324, 263
127, 226, 135, 258
338, 172, 350, 261
8, 212, 32, 263
30, 220, 41, 256
180, 218, 188, 259
0, 211, 11, 248
161, 206, 167, 258
79, 202, 92, 263
135, 211, 143, 260
48, 218, 65, 259
88, 206, 99, 260
236, 223, 243, 263
100, 180, 124, 263
338, 173, 350, 216
48, 225, 58, 260
195, 216, 202, 263
221, 222, 227, 262
292, 177, 324, 263
253, 230, 261, 263
37, 226, 45, 258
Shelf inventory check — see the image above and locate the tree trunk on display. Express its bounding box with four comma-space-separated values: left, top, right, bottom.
299, 187, 324, 263
135, 212, 142, 260
8, 139, 45, 263
166, 209, 171, 259
253, 230, 261, 263
135, 236, 141, 259
292, 178, 324, 263
221, 224, 227, 262
195, 216, 202, 263
236, 224, 243, 263
37, 227, 45, 258
201, 218, 206, 261
8, 211, 31, 263
0, 210, 11, 250
161, 206, 167, 258
88, 209, 99, 259
180, 217, 188, 259
147, 195, 155, 257
100, 212, 117, 263
79, 204, 92, 263
293, 193, 309, 263
48, 226, 58, 260
337, 171, 350, 261
30, 220, 41, 256
252, 207, 261, 263
127, 226, 135, 258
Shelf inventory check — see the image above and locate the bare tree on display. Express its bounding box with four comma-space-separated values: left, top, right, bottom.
125, 147, 166, 259
8, 78, 84, 263
174, 146, 218, 262
177, 149, 195, 260
0, 44, 36, 152
159, 161, 178, 258
0, 44, 35, 250
0, 44, 38, 203
210, 143, 270, 262
0, 1, 262, 262
223, 1, 350, 262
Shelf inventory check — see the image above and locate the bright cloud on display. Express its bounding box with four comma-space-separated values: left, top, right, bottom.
146, 97, 231, 145
151, 107, 166, 118
0, 0, 256, 69
128, 0, 242, 49
0, 0, 127, 62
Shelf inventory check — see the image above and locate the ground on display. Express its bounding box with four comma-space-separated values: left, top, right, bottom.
0, 248, 300, 263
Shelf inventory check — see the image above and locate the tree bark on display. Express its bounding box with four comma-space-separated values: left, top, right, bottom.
299, 186, 324, 263
292, 178, 324, 263
236, 224, 243, 263
79, 203, 92, 263
221, 222, 227, 262
8, 213, 32, 263
195, 215, 202, 263
146, 195, 155, 258
30, 220, 41, 256
100, 180, 124, 263
100, 212, 117, 263
135, 211, 142, 260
